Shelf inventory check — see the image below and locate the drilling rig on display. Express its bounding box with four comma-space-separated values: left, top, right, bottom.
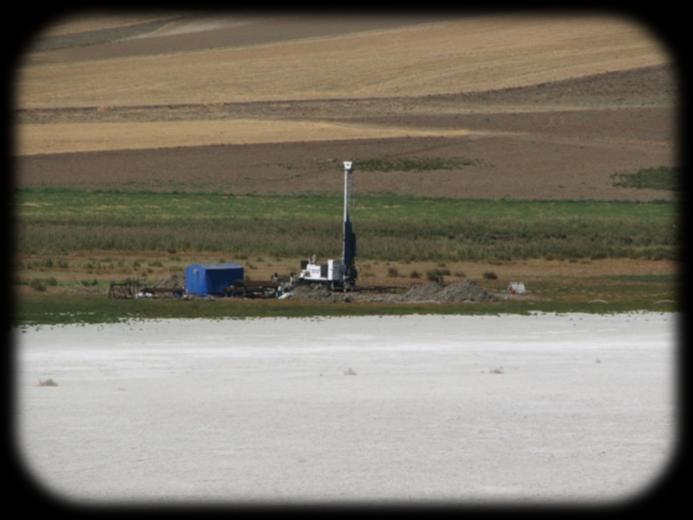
297, 161, 358, 290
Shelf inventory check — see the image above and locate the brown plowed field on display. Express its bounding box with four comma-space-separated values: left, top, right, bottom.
14, 14, 677, 200
15, 125, 673, 200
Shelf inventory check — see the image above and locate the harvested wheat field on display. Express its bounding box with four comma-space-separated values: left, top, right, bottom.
15, 12, 676, 200
19, 15, 668, 106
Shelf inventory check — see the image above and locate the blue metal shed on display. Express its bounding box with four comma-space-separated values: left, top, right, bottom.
185, 263, 244, 296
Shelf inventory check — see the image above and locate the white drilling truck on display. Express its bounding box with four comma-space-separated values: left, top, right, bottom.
297, 161, 358, 290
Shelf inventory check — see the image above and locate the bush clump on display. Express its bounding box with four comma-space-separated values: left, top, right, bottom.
426, 268, 451, 282
30, 278, 46, 291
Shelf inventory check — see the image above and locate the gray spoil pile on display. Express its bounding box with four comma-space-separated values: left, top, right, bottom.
290, 284, 345, 302
402, 280, 497, 303
437, 280, 498, 303
402, 281, 445, 301
287, 280, 497, 304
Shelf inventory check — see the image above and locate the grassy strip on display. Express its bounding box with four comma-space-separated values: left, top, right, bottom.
15, 189, 677, 262
338, 157, 479, 172
611, 166, 679, 191
14, 290, 677, 326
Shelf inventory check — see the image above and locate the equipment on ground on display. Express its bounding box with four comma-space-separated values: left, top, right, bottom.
185, 263, 244, 296
113, 162, 360, 300
225, 280, 281, 299
297, 161, 358, 290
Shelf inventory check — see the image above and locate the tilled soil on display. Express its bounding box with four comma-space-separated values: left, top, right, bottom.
15, 128, 674, 200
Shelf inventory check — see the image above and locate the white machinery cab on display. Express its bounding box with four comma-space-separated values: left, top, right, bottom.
299, 258, 345, 284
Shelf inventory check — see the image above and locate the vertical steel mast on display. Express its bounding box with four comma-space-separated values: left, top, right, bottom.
342, 161, 357, 287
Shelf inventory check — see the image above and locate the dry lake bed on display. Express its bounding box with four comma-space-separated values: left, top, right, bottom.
15, 313, 677, 505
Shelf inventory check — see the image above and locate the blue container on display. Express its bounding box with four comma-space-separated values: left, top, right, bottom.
185, 263, 244, 296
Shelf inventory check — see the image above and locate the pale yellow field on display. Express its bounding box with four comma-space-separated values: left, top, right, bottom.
16, 119, 478, 155
18, 15, 668, 109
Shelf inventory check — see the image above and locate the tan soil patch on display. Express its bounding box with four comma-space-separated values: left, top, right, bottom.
16, 119, 477, 155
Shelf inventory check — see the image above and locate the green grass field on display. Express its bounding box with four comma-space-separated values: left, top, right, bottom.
16, 188, 677, 262
14, 188, 678, 324
611, 166, 679, 191
332, 156, 480, 172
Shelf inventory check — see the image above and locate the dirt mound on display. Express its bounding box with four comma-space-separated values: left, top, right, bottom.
402, 281, 445, 301
438, 280, 497, 303
402, 280, 497, 303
